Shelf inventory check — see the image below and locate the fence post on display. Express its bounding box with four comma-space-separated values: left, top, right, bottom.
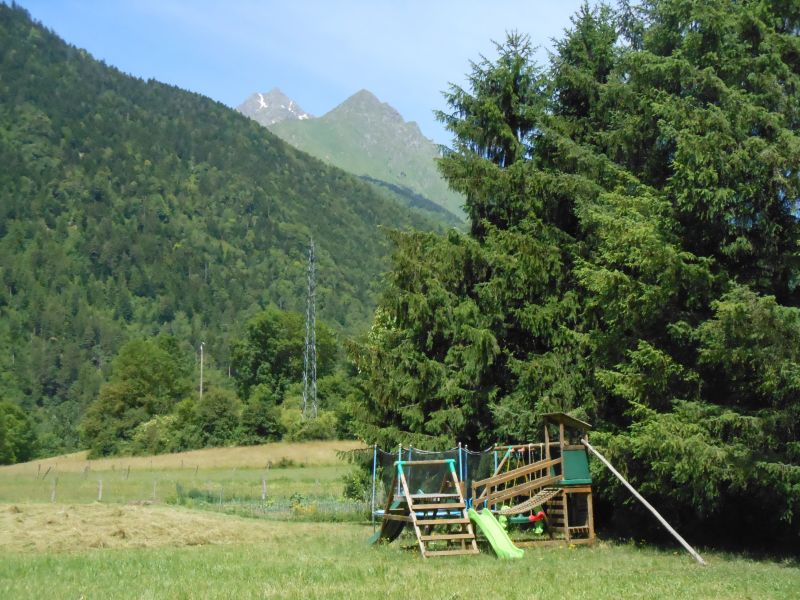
261, 477, 267, 503
152, 479, 157, 501
98, 479, 103, 502
125, 465, 130, 480
50, 477, 57, 502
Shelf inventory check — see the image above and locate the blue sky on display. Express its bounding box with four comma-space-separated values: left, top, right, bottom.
20, 1, 588, 145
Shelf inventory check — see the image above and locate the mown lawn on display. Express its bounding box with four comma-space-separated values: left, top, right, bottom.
0, 504, 796, 600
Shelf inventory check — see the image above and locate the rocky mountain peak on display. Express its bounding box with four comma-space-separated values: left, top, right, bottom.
237, 87, 312, 126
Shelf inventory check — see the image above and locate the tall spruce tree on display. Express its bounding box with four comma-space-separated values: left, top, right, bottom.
354, 34, 590, 448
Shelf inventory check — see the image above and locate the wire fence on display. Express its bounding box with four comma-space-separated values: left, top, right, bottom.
0, 462, 368, 522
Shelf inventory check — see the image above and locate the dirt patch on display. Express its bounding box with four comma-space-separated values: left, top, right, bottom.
0, 503, 316, 553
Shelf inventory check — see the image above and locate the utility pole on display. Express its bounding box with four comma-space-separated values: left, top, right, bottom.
302, 238, 317, 418
199, 341, 205, 400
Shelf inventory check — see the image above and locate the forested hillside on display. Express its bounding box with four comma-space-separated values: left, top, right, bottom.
0, 4, 437, 455
354, 1, 800, 549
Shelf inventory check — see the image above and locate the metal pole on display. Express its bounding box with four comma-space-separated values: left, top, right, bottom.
457, 442, 462, 483
371, 444, 378, 532
582, 438, 707, 566
396, 443, 402, 496
199, 341, 205, 400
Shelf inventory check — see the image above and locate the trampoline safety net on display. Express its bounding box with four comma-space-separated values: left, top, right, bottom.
371, 446, 496, 515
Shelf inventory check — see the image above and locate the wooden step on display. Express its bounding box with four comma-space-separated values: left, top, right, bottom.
408, 493, 460, 499
416, 518, 469, 525
420, 533, 475, 541
424, 549, 480, 557
411, 502, 465, 510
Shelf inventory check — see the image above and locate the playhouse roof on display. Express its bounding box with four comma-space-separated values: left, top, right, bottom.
542, 412, 592, 431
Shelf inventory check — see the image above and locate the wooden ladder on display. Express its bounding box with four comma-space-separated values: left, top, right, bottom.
543, 490, 568, 540
395, 459, 479, 558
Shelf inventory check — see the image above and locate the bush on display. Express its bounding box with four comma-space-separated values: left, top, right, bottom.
342, 467, 372, 502
238, 384, 284, 444
0, 402, 37, 464
280, 407, 338, 441
128, 414, 180, 455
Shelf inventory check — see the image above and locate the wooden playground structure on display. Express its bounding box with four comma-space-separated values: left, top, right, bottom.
471, 413, 596, 547
373, 412, 597, 557
371, 412, 706, 563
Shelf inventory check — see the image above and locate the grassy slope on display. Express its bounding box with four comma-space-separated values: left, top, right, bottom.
271, 91, 465, 219
0, 440, 363, 474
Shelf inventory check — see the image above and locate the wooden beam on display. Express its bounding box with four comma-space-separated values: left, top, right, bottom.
486, 473, 561, 506
415, 518, 469, 526
473, 457, 562, 488
411, 502, 465, 510
582, 438, 706, 566
424, 549, 480, 556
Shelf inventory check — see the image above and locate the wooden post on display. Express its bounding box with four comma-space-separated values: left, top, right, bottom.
50, 477, 57, 502
582, 438, 706, 566
98, 479, 103, 502
261, 477, 267, 503
544, 425, 551, 462
152, 480, 157, 501
587, 490, 595, 543
125, 465, 130, 480
36, 464, 41, 479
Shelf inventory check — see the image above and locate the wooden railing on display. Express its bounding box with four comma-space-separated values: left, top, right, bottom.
472, 456, 563, 508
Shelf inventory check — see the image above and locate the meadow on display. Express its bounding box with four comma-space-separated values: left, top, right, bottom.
0, 441, 797, 599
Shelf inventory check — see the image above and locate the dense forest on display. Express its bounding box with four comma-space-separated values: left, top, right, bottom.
0, 4, 438, 457
354, 0, 800, 548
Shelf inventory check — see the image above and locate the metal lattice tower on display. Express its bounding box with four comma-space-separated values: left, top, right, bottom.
302, 238, 317, 418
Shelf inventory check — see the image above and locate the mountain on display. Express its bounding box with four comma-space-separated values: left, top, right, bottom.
0, 4, 440, 454
237, 87, 312, 126
259, 90, 465, 220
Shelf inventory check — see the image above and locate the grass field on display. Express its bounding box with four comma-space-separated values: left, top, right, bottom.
0, 442, 797, 599
1, 503, 797, 600
0, 441, 362, 505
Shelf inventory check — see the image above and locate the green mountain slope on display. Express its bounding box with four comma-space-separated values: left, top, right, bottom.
0, 5, 437, 454
268, 90, 465, 220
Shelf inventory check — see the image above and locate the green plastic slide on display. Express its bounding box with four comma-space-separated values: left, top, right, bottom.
468, 508, 524, 559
